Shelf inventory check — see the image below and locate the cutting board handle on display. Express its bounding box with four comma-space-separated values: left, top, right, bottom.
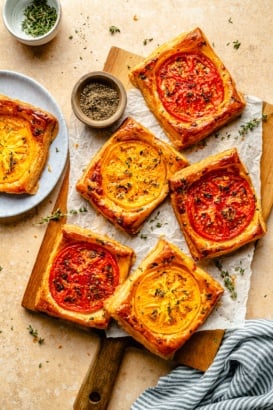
74, 337, 130, 410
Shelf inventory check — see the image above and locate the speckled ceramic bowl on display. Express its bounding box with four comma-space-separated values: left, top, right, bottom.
71, 71, 127, 129
2, 0, 62, 46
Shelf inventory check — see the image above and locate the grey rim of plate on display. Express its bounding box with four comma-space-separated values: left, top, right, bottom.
0, 70, 68, 219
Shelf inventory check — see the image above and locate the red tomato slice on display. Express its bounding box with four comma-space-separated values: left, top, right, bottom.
157, 52, 224, 122
49, 242, 119, 313
186, 170, 255, 241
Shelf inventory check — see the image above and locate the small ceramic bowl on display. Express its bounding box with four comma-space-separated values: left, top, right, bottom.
2, 0, 62, 46
71, 71, 127, 129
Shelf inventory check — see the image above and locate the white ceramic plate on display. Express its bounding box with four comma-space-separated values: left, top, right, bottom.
0, 70, 68, 219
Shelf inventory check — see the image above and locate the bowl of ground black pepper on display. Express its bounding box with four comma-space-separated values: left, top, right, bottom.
2, 0, 62, 46
71, 71, 127, 129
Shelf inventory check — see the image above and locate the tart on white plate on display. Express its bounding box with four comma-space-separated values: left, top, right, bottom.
0, 94, 58, 194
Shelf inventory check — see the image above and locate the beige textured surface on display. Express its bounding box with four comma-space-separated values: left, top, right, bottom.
1, 1, 273, 409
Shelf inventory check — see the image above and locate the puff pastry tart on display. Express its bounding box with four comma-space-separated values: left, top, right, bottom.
35, 224, 135, 329
0, 94, 58, 194
105, 237, 224, 360
76, 117, 189, 235
129, 27, 246, 150
169, 148, 266, 261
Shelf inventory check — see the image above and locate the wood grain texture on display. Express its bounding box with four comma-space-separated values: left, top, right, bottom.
74, 337, 132, 410
22, 47, 273, 377
21, 159, 70, 310
261, 102, 273, 221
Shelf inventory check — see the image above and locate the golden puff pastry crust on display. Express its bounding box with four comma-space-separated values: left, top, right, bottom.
76, 117, 189, 235
169, 148, 266, 261
105, 237, 224, 360
0, 94, 59, 194
129, 27, 246, 150
35, 224, 135, 329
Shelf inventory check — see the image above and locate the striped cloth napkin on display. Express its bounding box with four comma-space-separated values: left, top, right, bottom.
131, 320, 273, 410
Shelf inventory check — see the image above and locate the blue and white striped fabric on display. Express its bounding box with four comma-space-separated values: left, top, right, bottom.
131, 320, 273, 410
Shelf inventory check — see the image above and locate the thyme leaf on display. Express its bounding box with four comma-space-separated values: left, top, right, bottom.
36, 207, 88, 225
109, 26, 120, 35
214, 259, 237, 300
143, 38, 153, 45
233, 40, 241, 49
27, 325, 45, 345
239, 115, 267, 137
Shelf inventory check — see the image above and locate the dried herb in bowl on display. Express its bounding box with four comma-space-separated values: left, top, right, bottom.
80, 81, 120, 121
22, 0, 57, 37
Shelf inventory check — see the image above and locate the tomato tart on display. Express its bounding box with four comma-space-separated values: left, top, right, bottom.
129, 27, 246, 150
35, 224, 135, 329
0, 94, 58, 194
76, 117, 189, 235
105, 237, 224, 360
169, 148, 266, 261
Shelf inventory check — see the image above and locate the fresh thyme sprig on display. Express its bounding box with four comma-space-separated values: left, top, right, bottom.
214, 259, 237, 300
36, 206, 88, 225
239, 114, 267, 137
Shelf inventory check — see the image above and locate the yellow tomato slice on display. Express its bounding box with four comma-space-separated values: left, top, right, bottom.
101, 140, 167, 209
0, 116, 33, 183
133, 266, 201, 335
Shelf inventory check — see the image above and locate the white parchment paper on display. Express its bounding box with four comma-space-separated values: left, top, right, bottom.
67, 89, 263, 332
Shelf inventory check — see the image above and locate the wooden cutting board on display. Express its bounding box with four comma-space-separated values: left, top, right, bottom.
22, 47, 273, 408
